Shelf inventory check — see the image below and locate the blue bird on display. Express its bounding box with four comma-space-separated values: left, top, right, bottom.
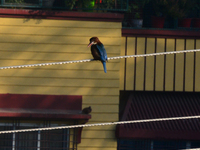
88, 37, 107, 73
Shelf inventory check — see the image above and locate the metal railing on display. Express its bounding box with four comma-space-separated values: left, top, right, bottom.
0, 0, 129, 12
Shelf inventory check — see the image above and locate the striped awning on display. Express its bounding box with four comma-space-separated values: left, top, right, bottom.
116, 91, 200, 140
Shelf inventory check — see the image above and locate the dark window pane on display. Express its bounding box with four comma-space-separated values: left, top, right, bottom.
118, 139, 151, 150
41, 129, 68, 149
191, 141, 200, 148
0, 123, 13, 149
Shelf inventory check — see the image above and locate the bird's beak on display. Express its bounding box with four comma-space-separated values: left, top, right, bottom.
88, 41, 94, 47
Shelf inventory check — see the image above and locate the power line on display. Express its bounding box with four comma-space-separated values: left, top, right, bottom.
0, 115, 199, 134
0, 49, 200, 70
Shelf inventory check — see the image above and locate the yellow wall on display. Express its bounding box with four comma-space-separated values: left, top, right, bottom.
1, 16, 199, 150
120, 37, 200, 92
0, 18, 121, 150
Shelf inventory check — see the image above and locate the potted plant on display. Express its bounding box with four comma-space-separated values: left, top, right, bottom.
74, 0, 96, 12
128, 0, 150, 28
166, 0, 194, 28
192, 0, 200, 28
5, 0, 24, 4
151, 0, 168, 28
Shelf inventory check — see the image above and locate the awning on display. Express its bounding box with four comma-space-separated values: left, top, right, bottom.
0, 93, 91, 143
0, 94, 91, 120
116, 91, 200, 140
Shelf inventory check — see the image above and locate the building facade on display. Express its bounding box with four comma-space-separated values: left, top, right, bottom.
0, 8, 199, 150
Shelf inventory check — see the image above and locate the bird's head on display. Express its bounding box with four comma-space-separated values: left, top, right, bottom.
88, 37, 101, 47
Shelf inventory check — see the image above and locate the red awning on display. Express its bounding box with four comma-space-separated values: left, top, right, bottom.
0, 94, 91, 120
0, 93, 91, 143
116, 91, 200, 140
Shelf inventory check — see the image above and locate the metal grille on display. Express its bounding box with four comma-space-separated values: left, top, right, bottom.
0, 120, 78, 150
118, 139, 200, 150
0, 0, 128, 11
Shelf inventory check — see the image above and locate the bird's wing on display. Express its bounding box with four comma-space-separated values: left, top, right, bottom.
96, 44, 107, 61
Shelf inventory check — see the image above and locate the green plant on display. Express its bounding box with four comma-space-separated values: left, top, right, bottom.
152, 0, 195, 18
95, 0, 115, 10
128, 0, 150, 19
152, 0, 169, 17
65, 0, 77, 10
193, 0, 200, 17
167, 0, 195, 18
6, 0, 24, 3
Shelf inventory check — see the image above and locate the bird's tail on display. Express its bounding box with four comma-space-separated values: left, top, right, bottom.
102, 61, 107, 73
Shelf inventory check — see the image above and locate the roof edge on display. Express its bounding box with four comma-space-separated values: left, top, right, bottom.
0, 8, 124, 22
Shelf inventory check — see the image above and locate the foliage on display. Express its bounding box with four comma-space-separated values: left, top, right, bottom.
96, 0, 115, 10
152, 0, 195, 18
5, 0, 24, 3
166, 0, 195, 18
65, 0, 96, 10
193, 0, 200, 17
152, 0, 169, 17
128, 0, 150, 19
65, 0, 77, 10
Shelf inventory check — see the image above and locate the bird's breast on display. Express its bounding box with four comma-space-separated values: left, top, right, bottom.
91, 46, 101, 60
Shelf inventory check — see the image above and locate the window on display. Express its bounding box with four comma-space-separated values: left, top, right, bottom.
0, 120, 78, 150
118, 139, 200, 150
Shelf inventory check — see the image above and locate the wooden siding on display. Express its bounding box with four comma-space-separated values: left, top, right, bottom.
0, 18, 121, 150
120, 37, 200, 92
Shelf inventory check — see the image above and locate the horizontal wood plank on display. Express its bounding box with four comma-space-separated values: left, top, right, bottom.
0, 18, 121, 28
0, 35, 121, 45
81, 130, 115, 138
83, 96, 119, 105
0, 77, 119, 88
0, 86, 119, 96
0, 43, 120, 54
89, 114, 118, 122
0, 69, 119, 79
0, 26, 121, 37
79, 139, 116, 147
82, 104, 118, 113
0, 51, 120, 61
78, 147, 116, 150
82, 124, 116, 131
0, 61, 120, 71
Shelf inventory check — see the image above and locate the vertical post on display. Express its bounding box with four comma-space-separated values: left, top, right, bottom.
150, 140, 154, 150
37, 131, 41, 150
12, 125, 15, 150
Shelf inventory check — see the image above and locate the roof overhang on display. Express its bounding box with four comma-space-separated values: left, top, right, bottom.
116, 91, 200, 140
0, 93, 91, 143
0, 93, 91, 120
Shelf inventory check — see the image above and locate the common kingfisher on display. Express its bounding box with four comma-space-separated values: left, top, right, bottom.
88, 37, 107, 73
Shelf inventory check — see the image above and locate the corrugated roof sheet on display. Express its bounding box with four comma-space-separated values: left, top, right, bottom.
116, 91, 200, 140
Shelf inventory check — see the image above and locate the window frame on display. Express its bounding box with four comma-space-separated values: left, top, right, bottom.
0, 119, 78, 150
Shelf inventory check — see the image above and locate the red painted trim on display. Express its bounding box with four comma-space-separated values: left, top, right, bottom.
122, 29, 200, 39
0, 94, 91, 120
0, 8, 124, 22
0, 93, 91, 144
0, 94, 82, 110
0, 112, 91, 119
